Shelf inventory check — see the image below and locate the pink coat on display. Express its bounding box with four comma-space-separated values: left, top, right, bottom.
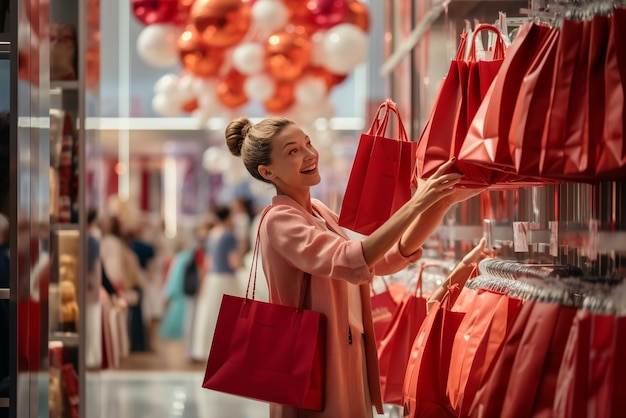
260, 195, 423, 418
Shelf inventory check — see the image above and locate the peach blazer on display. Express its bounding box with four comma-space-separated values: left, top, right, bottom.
260, 195, 422, 418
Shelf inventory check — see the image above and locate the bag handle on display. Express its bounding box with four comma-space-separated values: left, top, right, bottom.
247, 206, 311, 311
414, 262, 442, 298
370, 276, 391, 296
366, 99, 410, 142
468, 23, 506, 62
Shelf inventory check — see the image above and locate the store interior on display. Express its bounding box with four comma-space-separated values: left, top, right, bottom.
1, 0, 626, 417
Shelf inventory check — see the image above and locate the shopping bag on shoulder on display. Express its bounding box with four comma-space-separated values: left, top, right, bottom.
202, 208, 326, 410
377, 264, 430, 405
338, 99, 416, 235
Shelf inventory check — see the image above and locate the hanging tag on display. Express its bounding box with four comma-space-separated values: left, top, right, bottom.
549, 221, 559, 257
513, 222, 529, 252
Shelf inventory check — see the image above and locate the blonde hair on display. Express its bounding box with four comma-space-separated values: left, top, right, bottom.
225, 116, 294, 183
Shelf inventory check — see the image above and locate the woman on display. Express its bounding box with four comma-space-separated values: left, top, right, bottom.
225, 116, 480, 417
190, 206, 244, 361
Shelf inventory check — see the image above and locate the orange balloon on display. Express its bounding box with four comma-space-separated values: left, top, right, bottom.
265, 31, 312, 82
191, 0, 251, 48
264, 82, 295, 114
217, 71, 248, 109
286, 2, 318, 35
306, 66, 347, 90
345, 1, 370, 32
182, 98, 199, 113
178, 26, 225, 77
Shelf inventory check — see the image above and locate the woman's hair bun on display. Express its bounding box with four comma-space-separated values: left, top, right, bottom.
225, 117, 252, 157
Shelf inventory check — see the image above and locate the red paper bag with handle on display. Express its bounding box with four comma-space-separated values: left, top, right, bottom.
338, 99, 416, 235
202, 209, 326, 410
459, 22, 552, 174
402, 285, 465, 418
598, 7, 626, 179
370, 277, 401, 345
377, 263, 430, 405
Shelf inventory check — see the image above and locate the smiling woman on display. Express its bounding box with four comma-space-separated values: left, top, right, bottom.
222, 115, 479, 418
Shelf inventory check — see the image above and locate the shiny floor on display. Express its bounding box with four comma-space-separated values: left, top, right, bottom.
88, 371, 400, 418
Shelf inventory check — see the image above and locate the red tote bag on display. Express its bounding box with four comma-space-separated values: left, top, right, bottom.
598, 7, 626, 180
459, 22, 552, 174
540, 19, 592, 180
377, 264, 430, 405
202, 210, 326, 411
610, 315, 626, 416
338, 99, 416, 235
508, 29, 560, 177
370, 277, 401, 344
402, 286, 464, 418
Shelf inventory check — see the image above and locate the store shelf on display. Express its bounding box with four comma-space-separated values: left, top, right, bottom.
51, 331, 79, 347
0, 397, 8, 408
0, 34, 10, 57
51, 223, 80, 232
50, 80, 79, 90
0, 288, 8, 300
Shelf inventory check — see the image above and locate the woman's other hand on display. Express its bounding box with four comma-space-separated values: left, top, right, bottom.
410, 158, 463, 212
461, 237, 494, 267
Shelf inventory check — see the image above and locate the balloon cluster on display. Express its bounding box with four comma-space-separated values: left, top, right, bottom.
132, 0, 370, 125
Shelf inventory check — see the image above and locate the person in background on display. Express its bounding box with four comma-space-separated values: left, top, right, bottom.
225, 116, 482, 418
190, 206, 243, 362
231, 197, 255, 256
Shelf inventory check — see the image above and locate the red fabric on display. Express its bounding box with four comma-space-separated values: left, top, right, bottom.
370, 278, 400, 345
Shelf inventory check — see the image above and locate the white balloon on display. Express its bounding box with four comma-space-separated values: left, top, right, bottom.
289, 99, 335, 127
232, 43, 265, 75
295, 77, 327, 107
251, 0, 289, 33
154, 73, 180, 95
203, 147, 232, 174
152, 93, 182, 117
321, 23, 368, 75
136, 24, 180, 68
244, 74, 276, 102
310, 30, 327, 67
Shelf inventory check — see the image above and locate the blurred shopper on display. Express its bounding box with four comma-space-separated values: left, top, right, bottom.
100, 215, 147, 352
190, 206, 243, 362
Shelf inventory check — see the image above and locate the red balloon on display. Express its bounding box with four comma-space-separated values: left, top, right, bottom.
345, 1, 370, 32
265, 31, 312, 82
191, 0, 251, 48
307, 0, 349, 29
306, 66, 347, 89
178, 26, 225, 77
285, 1, 318, 35
132, 0, 181, 25
182, 98, 199, 113
217, 71, 249, 109
264, 82, 295, 113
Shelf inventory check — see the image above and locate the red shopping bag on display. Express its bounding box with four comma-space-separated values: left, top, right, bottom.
540, 19, 592, 180
501, 302, 576, 418
447, 291, 523, 416
417, 25, 505, 187
554, 310, 591, 418
402, 286, 465, 418
459, 22, 552, 174
508, 29, 560, 177
338, 99, 416, 235
370, 277, 401, 344
377, 264, 430, 405
586, 314, 615, 418
598, 7, 626, 179
611, 315, 626, 415
468, 299, 535, 418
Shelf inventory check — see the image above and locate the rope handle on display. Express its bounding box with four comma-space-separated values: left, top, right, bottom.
468, 23, 506, 62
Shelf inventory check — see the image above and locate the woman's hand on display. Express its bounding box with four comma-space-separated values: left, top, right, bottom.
410, 159, 463, 212
446, 185, 487, 206
461, 237, 494, 267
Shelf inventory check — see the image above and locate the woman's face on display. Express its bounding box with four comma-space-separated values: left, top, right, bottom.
259, 124, 321, 190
